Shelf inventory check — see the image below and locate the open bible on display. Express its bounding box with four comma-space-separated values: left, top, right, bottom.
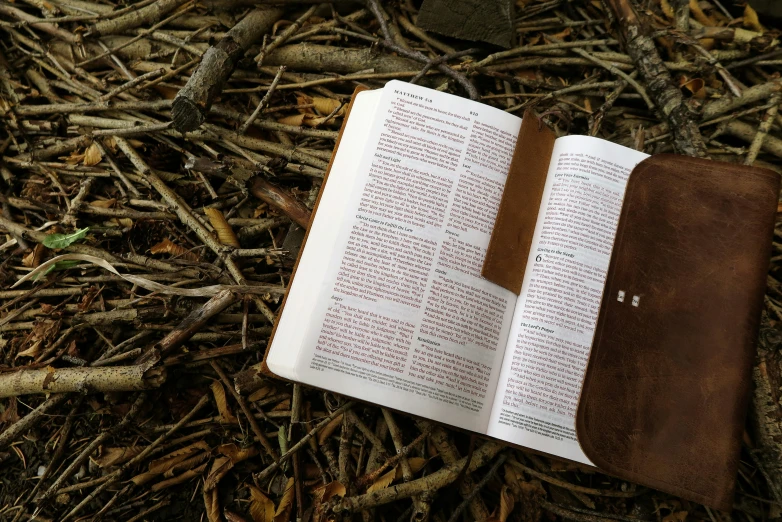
264, 81, 779, 509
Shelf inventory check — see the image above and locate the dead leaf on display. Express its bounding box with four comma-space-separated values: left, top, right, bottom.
211, 381, 238, 423
551, 27, 571, 40
204, 208, 240, 248
499, 485, 515, 522
248, 485, 275, 522
94, 446, 144, 468
149, 441, 210, 474
659, 0, 674, 18
112, 217, 133, 228
689, 0, 715, 26
19, 319, 61, 362
225, 511, 250, 522
317, 413, 343, 445
131, 441, 210, 484
679, 76, 706, 99
313, 481, 345, 503
204, 486, 221, 522
150, 238, 199, 262
63, 150, 85, 164
151, 462, 208, 491
22, 243, 46, 268
41, 365, 56, 390
311, 480, 346, 521
396, 457, 427, 480
89, 198, 116, 208
271, 399, 290, 411
277, 113, 334, 127
0, 397, 20, 427
273, 477, 295, 522
83, 142, 102, 166
16, 341, 42, 359
662, 512, 688, 522
218, 443, 258, 464
248, 386, 274, 402
204, 456, 232, 491
744, 4, 765, 33
311, 97, 344, 117
164, 452, 210, 478
367, 468, 396, 493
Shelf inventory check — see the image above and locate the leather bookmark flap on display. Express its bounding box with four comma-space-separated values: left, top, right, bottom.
482, 110, 555, 294
576, 154, 780, 510
260, 86, 369, 380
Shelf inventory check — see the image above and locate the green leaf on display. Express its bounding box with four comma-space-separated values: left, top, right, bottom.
42, 228, 89, 249
34, 260, 81, 281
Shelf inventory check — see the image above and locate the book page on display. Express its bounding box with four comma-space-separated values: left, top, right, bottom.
487, 136, 649, 463
273, 81, 521, 433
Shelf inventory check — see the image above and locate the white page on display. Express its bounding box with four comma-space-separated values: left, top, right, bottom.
266, 90, 382, 375
487, 136, 649, 463
273, 81, 522, 433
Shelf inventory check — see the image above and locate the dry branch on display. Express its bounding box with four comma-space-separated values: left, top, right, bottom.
249, 177, 312, 229
336, 441, 505, 512
171, 7, 284, 132
604, 0, 708, 157
0, 365, 165, 398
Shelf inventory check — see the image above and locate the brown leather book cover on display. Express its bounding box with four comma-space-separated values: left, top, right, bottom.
260, 86, 368, 379
575, 154, 780, 510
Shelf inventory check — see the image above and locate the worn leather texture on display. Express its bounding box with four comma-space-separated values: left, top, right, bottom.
576, 154, 780, 510
260, 86, 368, 379
416, 0, 514, 48
482, 110, 555, 294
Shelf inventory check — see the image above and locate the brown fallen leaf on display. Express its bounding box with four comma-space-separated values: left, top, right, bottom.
204, 456, 232, 491
151, 461, 208, 491
498, 485, 515, 522
93, 446, 144, 468
131, 441, 210, 485
313, 481, 345, 503
0, 397, 20, 427
218, 443, 259, 464
41, 365, 56, 390
659, 0, 674, 19
204, 485, 222, 522
204, 207, 240, 248
89, 198, 116, 208
689, 0, 715, 26
311, 480, 346, 521
317, 413, 343, 445
367, 468, 396, 493
744, 4, 765, 33
679, 76, 706, 99
225, 510, 250, 522
211, 381, 239, 423
271, 399, 290, 411
248, 485, 275, 522
163, 452, 210, 478
149, 441, 210, 474
83, 142, 102, 166
277, 113, 335, 128
662, 512, 688, 522
16, 342, 42, 359
394, 457, 427, 479
150, 238, 199, 262
273, 477, 295, 522
312, 97, 343, 117
248, 386, 274, 402
22, 243, 46, 268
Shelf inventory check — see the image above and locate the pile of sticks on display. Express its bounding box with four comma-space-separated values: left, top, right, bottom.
1, 0, 782, 520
